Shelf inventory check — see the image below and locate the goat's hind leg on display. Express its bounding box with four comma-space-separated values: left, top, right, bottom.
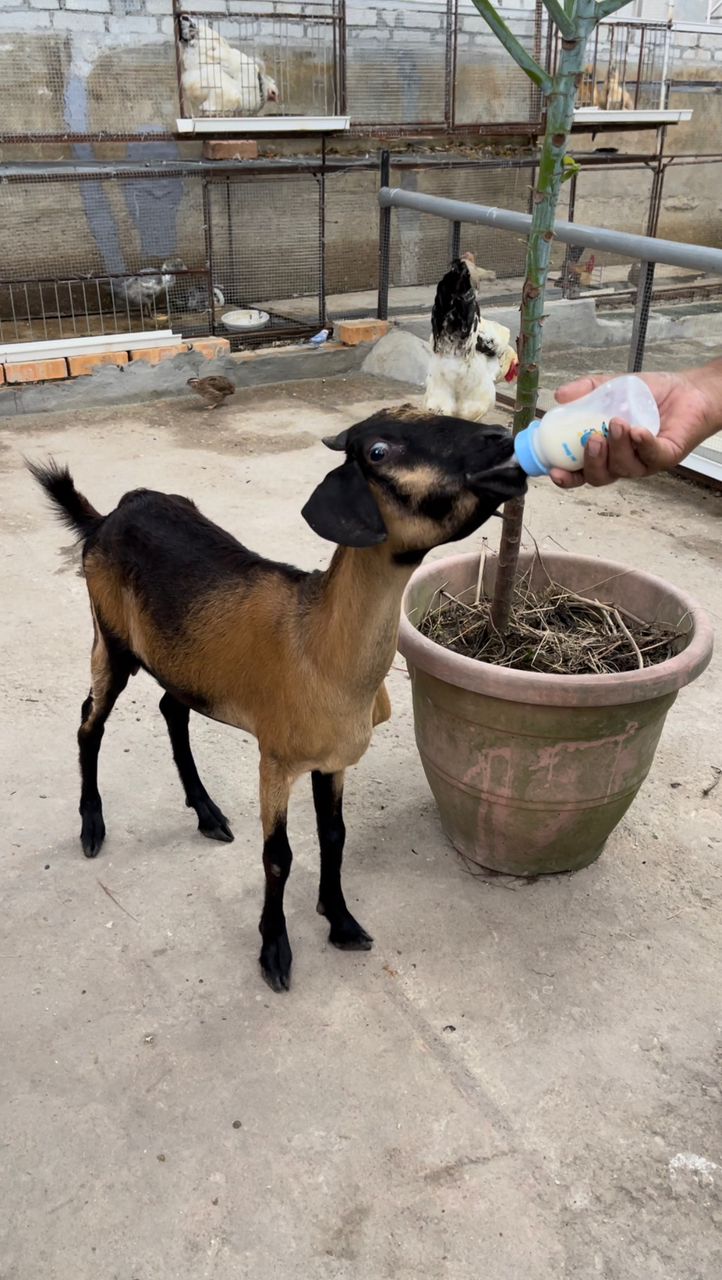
78, 630, 134, 857
312, 770, 373, 951
159, 692, 233, 842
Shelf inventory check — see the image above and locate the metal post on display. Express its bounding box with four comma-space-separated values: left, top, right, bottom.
377, 150, 391, 321
202, 178, 216, 337
172, 0, 189, 120
444, 0, 455, 130
337, 0, 347, 116
450, 220, 461, 260
318, 138, 327, 327
628, 259, 655, 372
659, 22, 672, 110
560, 169, 578, 299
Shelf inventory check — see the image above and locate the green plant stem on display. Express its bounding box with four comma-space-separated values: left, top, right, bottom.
488, 0, 600, 634
541, 0, 575, 40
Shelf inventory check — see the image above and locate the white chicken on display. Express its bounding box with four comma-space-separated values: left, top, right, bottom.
178, 14, 279, 117
423, 257, 518, 422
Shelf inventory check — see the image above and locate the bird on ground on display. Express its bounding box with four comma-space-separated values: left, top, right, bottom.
187, 375, 236, 410
178, 14, 279, 117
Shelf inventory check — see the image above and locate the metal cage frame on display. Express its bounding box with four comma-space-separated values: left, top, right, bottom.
0, 0, 547, 145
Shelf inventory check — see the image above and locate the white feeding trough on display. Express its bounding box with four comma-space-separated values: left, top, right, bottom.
221, 308, 270, 333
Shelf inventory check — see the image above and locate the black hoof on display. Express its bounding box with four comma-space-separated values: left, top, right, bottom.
327, 911, 374, 951
80, 809, 105, 859
194, 797, 234, 843
259, 932, 293, 993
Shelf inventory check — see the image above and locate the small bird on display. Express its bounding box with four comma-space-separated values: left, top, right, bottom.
187, 376, 236, 410
308, 328, 329, 345
116, 258, 187, 320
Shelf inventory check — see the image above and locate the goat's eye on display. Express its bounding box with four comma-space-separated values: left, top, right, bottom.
368, 441, 390, 463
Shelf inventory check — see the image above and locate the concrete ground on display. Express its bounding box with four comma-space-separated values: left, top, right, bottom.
1, 373, 721, 1280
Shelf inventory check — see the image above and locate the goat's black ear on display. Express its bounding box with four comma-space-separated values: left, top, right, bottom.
322, 429, 349, 451
302, 460, 387, 547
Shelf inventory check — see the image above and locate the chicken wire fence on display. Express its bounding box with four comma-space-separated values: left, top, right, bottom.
175, 1, 342, 121
378, 170, 722, 421
0, 166, 325, 348
0, 0, 545, 143
387, 159, 534, 291
552, 18, 671, 113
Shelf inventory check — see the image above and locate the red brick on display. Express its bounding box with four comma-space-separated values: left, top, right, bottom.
5, 358, 68, 383
68, 351, 129, 377
203, 140, 258, 161
189, 337, 231, 359
129, 344, 189, 364
336, 319, 390, 347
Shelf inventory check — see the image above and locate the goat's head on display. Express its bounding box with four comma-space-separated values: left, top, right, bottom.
302, 406, 526, 559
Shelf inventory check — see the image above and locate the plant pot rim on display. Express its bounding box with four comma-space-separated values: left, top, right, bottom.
398, 550, 714, 708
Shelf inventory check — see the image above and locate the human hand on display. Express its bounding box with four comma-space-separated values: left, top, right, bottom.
548, 369, 717, 489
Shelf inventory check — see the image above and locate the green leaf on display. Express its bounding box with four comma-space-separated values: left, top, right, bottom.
561, 155, 581, 182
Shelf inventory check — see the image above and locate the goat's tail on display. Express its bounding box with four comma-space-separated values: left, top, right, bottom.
28, 459, 104, 542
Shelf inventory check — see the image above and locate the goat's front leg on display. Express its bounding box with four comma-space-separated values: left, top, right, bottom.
312, 770, 373, 952
258, 756, 294, 993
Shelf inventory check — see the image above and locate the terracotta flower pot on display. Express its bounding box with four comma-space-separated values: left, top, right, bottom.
398, 551, 713, 876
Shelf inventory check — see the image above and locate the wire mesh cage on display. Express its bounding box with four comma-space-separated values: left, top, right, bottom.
0, 0, 547, 142
556, 164, 656, 300
345, 0, 450, 128
0, 170, 209, 345
344, 0, 545, 131
388, 160, 533, 293
454, 0, 545, 128
174, 1, 342, 122
205, 171, 324, 341
556, 18, 669, 115
0, 6, 179, 142
0, 164, 324, 348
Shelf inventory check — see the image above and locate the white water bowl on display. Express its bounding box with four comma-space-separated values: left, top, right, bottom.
221, 308, 270, 332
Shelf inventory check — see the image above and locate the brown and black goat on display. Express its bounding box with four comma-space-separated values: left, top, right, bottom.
30, 407, 526, 992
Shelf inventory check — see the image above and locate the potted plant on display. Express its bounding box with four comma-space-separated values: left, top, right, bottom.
397, 0, 714, 875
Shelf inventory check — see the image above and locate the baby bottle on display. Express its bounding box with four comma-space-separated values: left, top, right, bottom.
513, 375, 661, 476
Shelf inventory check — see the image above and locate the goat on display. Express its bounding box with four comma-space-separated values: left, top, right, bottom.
30, 407, 526, 993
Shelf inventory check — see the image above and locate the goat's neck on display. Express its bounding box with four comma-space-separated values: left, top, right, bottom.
313, 545, 415, 692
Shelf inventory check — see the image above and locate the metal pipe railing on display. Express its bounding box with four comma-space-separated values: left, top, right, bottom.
378, 186, 722, 276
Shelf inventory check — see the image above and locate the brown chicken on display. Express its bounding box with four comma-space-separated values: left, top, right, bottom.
187, 376, 236, 410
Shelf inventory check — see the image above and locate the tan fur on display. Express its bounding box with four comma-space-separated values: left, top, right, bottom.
389, 463, 445, 498
393, 403, 436, 422
83, 540, 406, 781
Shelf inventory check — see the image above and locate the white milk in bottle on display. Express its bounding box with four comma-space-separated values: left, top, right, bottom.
513, 374, 660, 476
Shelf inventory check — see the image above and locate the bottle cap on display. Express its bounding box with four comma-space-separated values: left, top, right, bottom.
513, 421, 549, 477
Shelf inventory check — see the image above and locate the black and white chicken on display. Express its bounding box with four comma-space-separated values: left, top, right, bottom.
423, 258, 518, 422
179, 14, 279, 117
